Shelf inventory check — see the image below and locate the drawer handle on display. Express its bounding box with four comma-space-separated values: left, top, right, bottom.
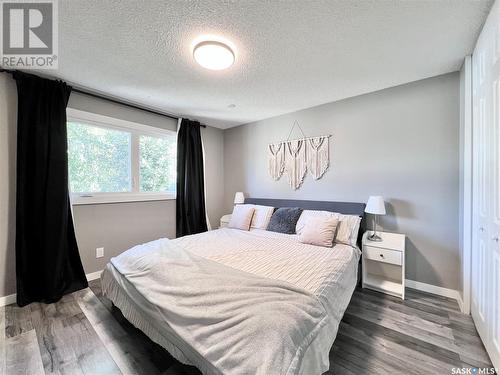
379, 254, 384, 258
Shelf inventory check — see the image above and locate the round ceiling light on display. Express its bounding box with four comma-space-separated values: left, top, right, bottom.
193, 41, 235, 70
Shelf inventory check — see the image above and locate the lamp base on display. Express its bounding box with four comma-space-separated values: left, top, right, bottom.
368, 234, 382, 242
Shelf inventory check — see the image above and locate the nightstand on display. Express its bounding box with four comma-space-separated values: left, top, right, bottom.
362, 231, 406, 299
220, 214, 231, 228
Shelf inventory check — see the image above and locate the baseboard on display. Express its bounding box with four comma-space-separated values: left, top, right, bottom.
0, 293, 16, 307
456, 293, 465, 314
405, 279, 464, 312
0, 270, 104, 307
86, 270, 103, 281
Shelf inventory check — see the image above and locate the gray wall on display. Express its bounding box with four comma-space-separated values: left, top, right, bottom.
224, 73, 460, 290
202, 122, 226, 228
0, 78, 225, 297
72, 201, 176, 275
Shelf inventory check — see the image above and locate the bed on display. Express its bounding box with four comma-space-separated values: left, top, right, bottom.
101, 198, 365, 375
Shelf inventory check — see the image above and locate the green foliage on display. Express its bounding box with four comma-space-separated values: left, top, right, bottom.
67, 122, 176, 194
68, 122, 131, 193
140, 134, 176, 192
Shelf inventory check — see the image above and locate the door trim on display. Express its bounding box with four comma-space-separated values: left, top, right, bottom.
461, 55, 473, 315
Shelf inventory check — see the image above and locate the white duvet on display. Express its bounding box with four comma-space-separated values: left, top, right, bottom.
101, 228, 359, 375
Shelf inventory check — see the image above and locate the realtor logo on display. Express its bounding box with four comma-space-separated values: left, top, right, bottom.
1, 0, 58, 69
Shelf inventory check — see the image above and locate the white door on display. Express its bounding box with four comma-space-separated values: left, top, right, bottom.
471, 41, 491, 345
489, 11, 500, 368
471, 0, 500, 368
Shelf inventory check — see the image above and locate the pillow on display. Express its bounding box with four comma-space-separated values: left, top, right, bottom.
248, 204, 275, 229
335, 214, 361, 247
299, 216, 339, 247
296, 210, 361, 247
228, 205, 255, 231
267, 207, 303, 234
296, 210, 335, 235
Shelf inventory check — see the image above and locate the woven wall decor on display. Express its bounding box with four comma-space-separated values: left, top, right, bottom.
307, 136, 329, 180
267, 121, 331, 190
268, 142, 285, 180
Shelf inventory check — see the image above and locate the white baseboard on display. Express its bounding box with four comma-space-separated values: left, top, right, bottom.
0, 270, 104, 307
456, 293, 465, 314
0, 293, 16, 307
86, 270, 103, 281
405, 279, 464, 313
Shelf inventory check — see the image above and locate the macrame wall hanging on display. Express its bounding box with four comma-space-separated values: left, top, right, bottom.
267, 121, 331, 190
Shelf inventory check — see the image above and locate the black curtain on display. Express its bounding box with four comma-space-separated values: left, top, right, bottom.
176, 119, 208, 237
14, 72, 88, 307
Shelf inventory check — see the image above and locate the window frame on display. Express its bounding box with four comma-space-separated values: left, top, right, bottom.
67, 108, 177, 205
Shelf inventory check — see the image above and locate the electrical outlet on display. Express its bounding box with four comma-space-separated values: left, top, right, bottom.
96, 247, 104, 258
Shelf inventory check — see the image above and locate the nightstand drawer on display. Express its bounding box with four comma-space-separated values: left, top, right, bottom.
364, 246, 402, 266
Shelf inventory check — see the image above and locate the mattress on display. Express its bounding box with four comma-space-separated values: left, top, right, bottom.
101, 228, 360, 374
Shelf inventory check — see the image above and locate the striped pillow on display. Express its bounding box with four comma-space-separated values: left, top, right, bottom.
296, 210, 361, 247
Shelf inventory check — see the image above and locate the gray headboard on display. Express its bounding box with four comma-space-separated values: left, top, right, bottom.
244, 197, 366, 247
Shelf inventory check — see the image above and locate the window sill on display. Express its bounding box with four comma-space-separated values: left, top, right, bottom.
71, 193, 176, 206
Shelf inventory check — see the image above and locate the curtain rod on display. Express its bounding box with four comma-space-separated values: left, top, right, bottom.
0, 68, 206, 128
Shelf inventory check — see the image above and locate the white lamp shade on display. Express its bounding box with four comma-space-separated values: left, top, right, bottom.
234, 192, 245, 204
365, 196, 386, 215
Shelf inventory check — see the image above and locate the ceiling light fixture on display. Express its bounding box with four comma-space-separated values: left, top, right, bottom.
193, 41, 235, 70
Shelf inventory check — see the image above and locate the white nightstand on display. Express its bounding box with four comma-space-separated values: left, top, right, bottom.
220, 214, 231, 228
362, 231, 406, 299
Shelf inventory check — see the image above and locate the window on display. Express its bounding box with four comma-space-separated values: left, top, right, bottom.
67, 109, 176, 204
68, 122, 132, 193
139, 134, 176, 193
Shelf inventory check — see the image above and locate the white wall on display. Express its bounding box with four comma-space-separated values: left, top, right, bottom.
224, 73, 460, 290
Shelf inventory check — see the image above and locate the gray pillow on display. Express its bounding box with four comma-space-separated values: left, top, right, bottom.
267, 207, 303, 234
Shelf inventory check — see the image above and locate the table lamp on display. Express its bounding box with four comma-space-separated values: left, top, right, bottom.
234, 192, 245, 205
365, 196, 386, 241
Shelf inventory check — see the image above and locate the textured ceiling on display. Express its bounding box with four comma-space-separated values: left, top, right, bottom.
54, 0, 492, 129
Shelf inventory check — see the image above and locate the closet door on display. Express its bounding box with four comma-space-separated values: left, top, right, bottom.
471, 41, 491, 344
471, 1, 500, 368
490, 14, 500, 368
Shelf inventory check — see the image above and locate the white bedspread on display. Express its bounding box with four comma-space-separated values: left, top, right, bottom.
102, 228, 359, 375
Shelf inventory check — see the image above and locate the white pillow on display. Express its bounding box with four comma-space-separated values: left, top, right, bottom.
296, 210, 335, 235
299, 216, 339, 247
296, 210, 361, 247
236, 204, 275, 229
335, 214, 361, 247
228, 205, 255, 231
250, 205, 275, 229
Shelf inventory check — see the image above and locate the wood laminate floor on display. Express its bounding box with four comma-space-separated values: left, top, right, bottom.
0, 280, 493, 375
